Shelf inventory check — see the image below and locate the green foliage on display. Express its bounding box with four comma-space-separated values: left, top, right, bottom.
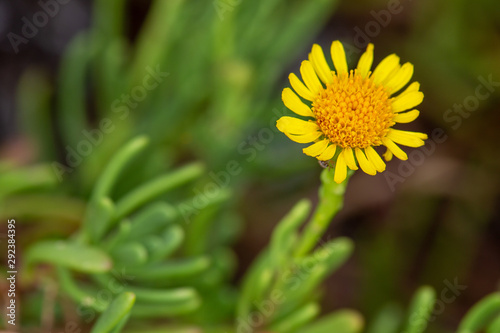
458, 293, 500, 333
26, 241, 112, 274
90, 292, 136, 333
235, 170, 355, 332
402, 286, 436, 333
296, 310, 364, 333
2, 0, 499, 332
13, 136, 237, 328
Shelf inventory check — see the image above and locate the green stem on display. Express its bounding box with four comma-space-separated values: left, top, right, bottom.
294, 168, 352, 257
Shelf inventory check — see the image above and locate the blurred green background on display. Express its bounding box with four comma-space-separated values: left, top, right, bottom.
0, 0, 500, 332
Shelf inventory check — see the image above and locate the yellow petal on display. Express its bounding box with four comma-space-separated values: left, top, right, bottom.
356, 43, 374, 78
334, 153, 347, 183
383, 149, 393, 161
355, 148, 377, 175
343, 147, 358, 170
372, 54, 400, 85
385, 63, 414, 95
364, 146, 386, 172
303, 139, 329, 157
393, 109, 420, 123
276, 116, 319, 134
387, 129, 426, 147
397, 81, 420, 99
284, 131, 322, 143
317, 144, 337, 160
381, 64, 401, 85
382, 138, 408, 160
392, 91, 424, 113
300, 60, 322, 96
330, 41, 348, 75
413, 132, 428, 140
309, 44, 333, 84
289, 73, 314, 101
282, 88, 314, 117
388, 129, 428, 144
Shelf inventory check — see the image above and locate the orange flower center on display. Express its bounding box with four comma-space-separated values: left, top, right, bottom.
312, 70, 394, 149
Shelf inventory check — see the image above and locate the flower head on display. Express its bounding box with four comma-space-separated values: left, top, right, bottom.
277, 40, 428, 183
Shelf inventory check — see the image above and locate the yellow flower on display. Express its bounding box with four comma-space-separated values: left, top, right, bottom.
277, 40, 428, 183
